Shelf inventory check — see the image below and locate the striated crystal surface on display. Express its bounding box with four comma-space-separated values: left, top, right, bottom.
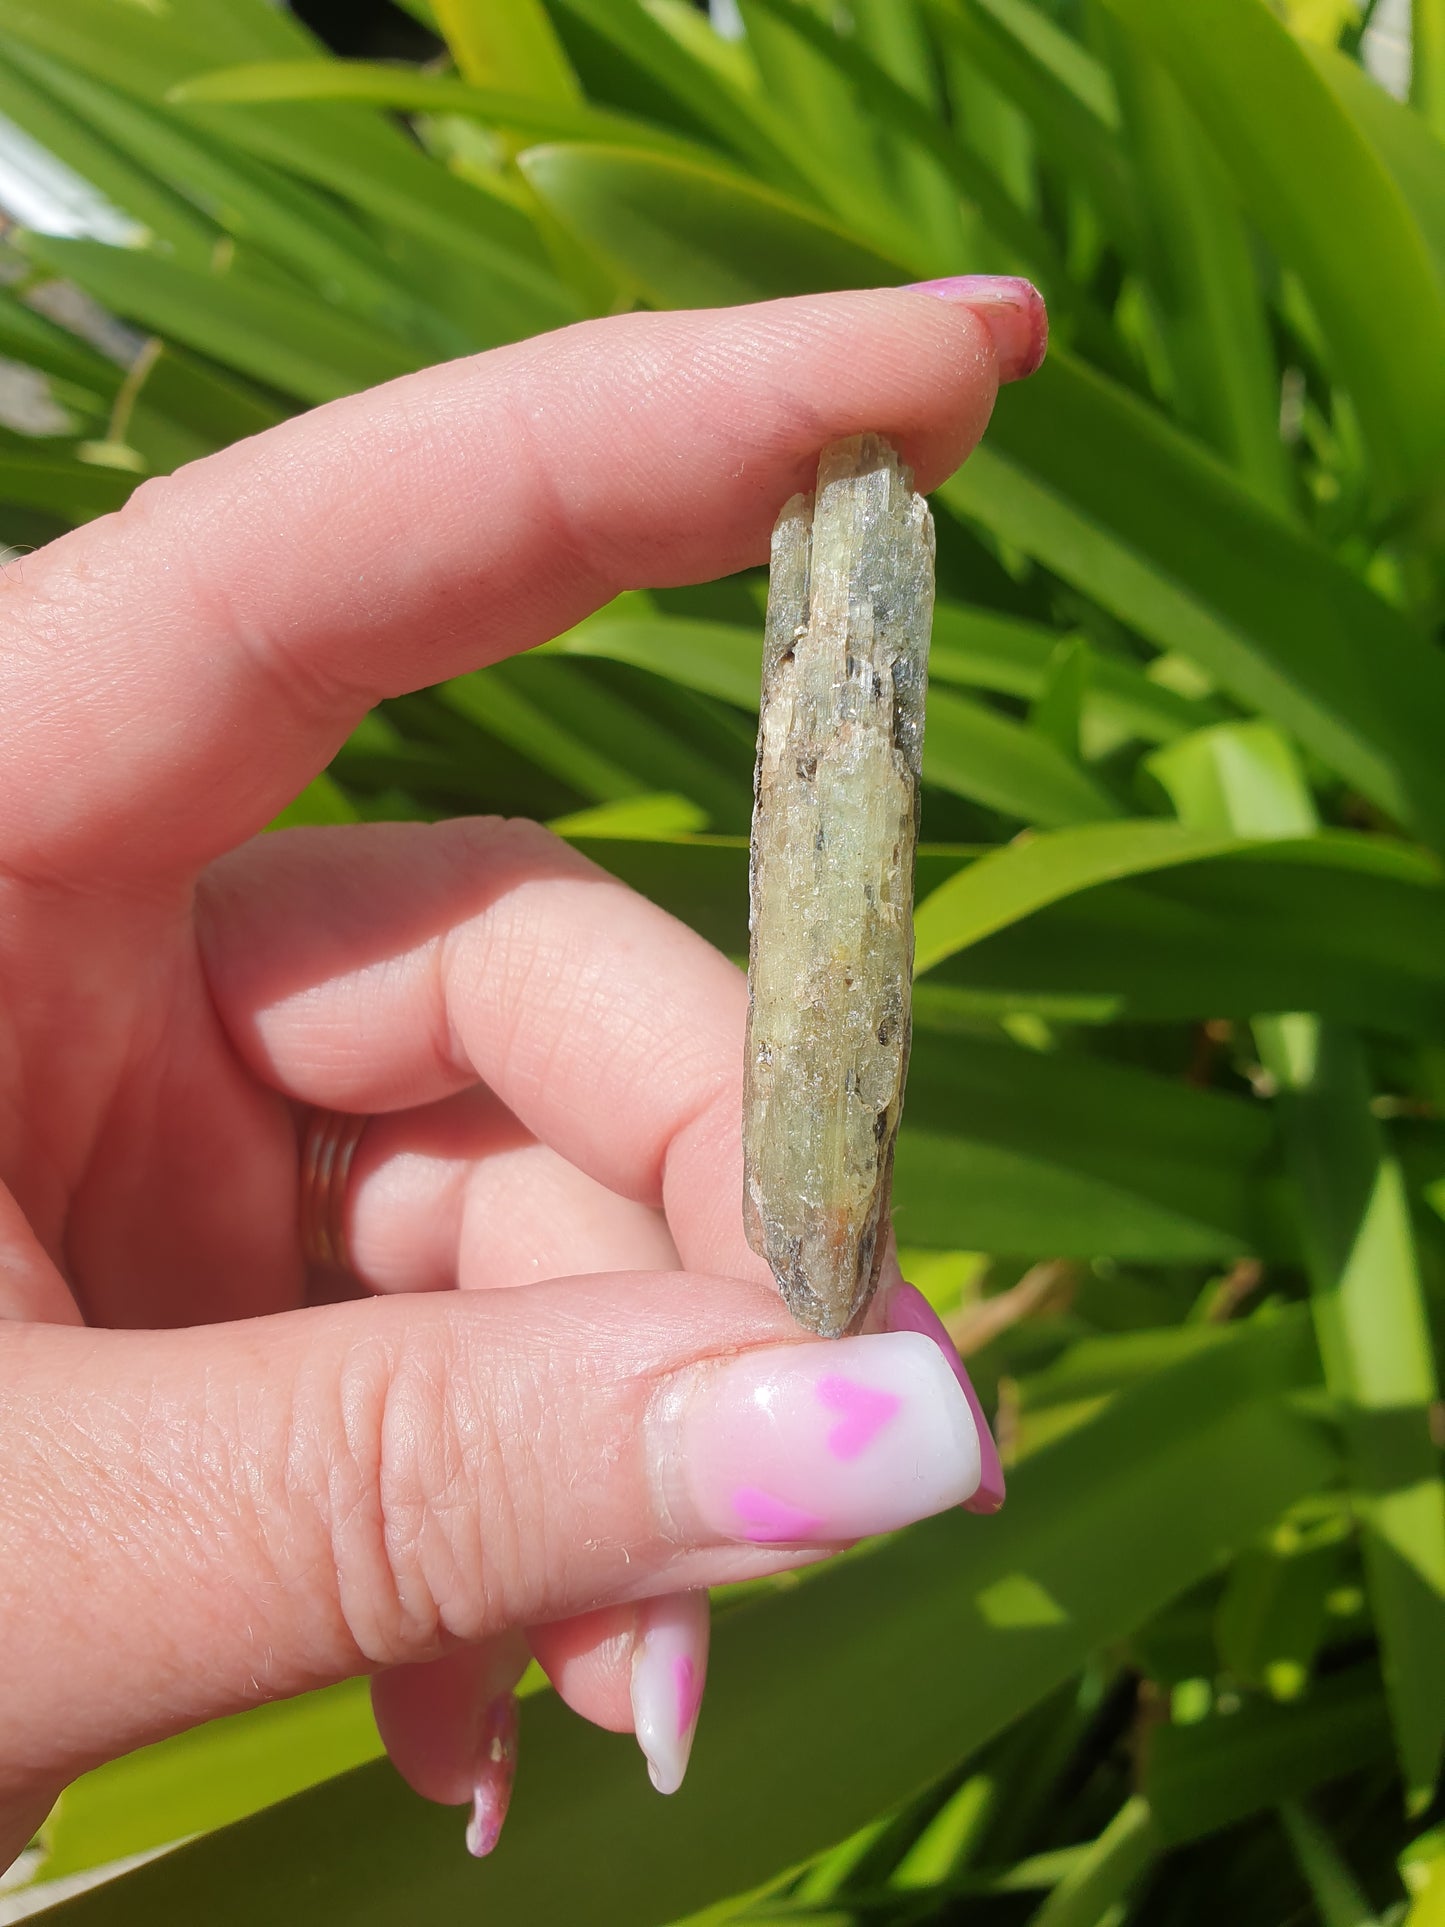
743, 434, 935, 1337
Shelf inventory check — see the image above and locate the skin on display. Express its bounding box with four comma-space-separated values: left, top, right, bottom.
0, 286, 1032, 1867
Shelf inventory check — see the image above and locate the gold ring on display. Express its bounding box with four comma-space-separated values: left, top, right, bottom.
298, 1108, 368, 1273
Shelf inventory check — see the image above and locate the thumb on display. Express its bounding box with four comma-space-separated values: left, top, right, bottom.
0, 1272, 983, 1804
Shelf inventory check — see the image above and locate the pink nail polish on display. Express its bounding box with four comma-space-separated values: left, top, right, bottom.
883, 1282, 1006, 1514
464, 1691, 518, 1858
630, 1590, 710, 1796
658, 1332, 983, 1543
903, 274, 1048, 382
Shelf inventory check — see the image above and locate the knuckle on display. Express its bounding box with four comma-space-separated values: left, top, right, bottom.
318, 1321, 544, 1666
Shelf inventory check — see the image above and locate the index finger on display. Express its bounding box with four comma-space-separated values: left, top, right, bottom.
0, 283, 1040, 882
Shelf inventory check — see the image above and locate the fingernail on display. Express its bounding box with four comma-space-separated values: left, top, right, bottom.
657, 1332, 983, 1543
464, 1692, 518, 1858
882, 1282, 1006, 1514
631, 1591, 710, 1796
904, 275, 1048, 382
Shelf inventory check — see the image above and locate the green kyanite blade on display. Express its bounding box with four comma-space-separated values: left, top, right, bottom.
743, 434, 935, 1337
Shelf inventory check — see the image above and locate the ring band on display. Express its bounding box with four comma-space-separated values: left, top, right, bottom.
299, 1108, 368, 1272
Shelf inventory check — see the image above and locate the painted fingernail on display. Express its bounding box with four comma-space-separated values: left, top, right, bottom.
882, 1281, 1006, 1514
657, 1331, 983, 1543
464, 1691, 519, 1858
904, 275, 1048, 382
631, 1590, 710, 1796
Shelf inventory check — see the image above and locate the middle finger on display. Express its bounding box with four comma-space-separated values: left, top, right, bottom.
199, 815, 770, 1286
335, 1084, 679, 1298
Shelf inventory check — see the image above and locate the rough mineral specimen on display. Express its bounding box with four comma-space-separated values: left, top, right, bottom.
743, 434, 935, 1338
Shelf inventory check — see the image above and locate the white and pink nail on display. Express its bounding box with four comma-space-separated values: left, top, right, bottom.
655, 1331, 984, 1545
464, 1691, 519, 1858
630, 1591, 709, 1795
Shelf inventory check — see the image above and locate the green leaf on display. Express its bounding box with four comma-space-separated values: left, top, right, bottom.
37, 1316, 1333, 1926
1214, 1516, 1347, 1698
1146, 1667, 1392, 1844
1277, 1029, 1445, 1811
1026, 1796, 1160, 1927
40, 1682, 382, 1881
266, 774, 358, 830
738, 0, 907, 253
440, 658, 748, 826
944, 352, 1445, 847
549, 0, 816, 195
739, 0, 1066, 276
0, 0, 572, 340
431, 0, 580, 102
16, 236, 425, 405
0, 45, 216, 262
0, 288, 119, 397
1147, 719, 1318, 842
963, 0, 1120, 127
11, 42, 464, 352
518, 140, 910, 306
1097, 17, 1293, 511
122, 341, 286, 472
896, 1030, 1289, 1263
931, 605, 1216, 748
437, 664, 649, 804
922, 0, 1140, 264
922, 685, 1123, 827
1154, 722, 1445, 1808
542, 610, 762, 708
1029, 636, 1087, 761
0, 451, 133, 522
169, 59, 707, 160
1279, 1801, 1383, 1927
549, 792, 709, 838
926, 849, 1445, 1043
914, 820, 1253, 975
1093, 0, 1445, 510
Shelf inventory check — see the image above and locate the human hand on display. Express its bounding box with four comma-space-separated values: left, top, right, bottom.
0, 280, 1039, 1867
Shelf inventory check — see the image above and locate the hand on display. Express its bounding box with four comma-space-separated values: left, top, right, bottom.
0, 282, 1034, 1867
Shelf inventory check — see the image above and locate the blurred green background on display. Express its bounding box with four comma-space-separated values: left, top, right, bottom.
1, 0, 1444, 1921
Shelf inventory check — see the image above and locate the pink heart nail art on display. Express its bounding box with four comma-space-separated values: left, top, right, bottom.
673, 1653, 703, 1742
817, 1375, 902, 1459
733, 1485, 826, 1541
